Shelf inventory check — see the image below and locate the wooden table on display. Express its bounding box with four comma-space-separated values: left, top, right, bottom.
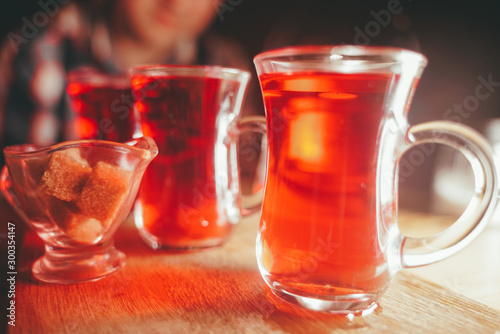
400, 210, 500, 312
3, 197, 500, 333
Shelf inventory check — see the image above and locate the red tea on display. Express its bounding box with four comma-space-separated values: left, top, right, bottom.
258, 71, 394, 298
67, 80, 138, 142
131, 74, 241, 248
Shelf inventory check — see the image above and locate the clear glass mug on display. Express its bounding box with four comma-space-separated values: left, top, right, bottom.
130, 65, 266, 249
253, 45, 499, 315
0, 137, 158, 283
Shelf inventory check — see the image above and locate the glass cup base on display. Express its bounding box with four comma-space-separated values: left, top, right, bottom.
136, 227, 227, 250
32, 241, 126, 284
266, 281, 379, 317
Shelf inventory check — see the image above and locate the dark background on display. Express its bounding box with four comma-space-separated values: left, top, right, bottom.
1, 0, 500, 210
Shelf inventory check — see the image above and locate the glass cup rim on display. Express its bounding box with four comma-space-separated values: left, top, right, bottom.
3, 137, 158, 160
67, 68, 129, 87
253, 44, 428, 71
128, 64, 251, 82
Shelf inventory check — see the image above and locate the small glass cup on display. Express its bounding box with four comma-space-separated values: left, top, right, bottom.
67, 68, 141, 142
253, 45, 499, 315
129, 65, 266, 250
0, 137, 158, 283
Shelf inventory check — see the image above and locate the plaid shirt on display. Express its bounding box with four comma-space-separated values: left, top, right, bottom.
0, 3, 255, 164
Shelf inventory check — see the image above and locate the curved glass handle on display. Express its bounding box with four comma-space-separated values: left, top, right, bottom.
227, 115, 267, 217
398, 121, 499, 268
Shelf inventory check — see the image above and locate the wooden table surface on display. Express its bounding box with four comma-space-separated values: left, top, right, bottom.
400, 210, 500, 312
3, 196, 500, 333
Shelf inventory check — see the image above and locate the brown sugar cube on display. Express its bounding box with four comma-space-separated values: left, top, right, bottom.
64, 216, 102, 244
41, 148, 91, 201
48, 197, 102, 244
62, 147, 88, 165
78, 162, 130, 226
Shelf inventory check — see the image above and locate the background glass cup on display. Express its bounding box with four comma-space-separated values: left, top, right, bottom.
130, 65, 266, 249
67, 68, 141, 142
253, 45, 499, 315
0, 137, 158, 283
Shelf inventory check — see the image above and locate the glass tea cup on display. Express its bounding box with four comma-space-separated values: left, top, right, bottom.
0, 137, 158, 283
253, 45, 499, 315
130, 65, 266, 249
67, 68, 141, 142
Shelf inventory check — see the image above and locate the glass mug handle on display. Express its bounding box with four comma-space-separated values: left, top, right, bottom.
395, 120, 499, 268
226, 115, 267, 217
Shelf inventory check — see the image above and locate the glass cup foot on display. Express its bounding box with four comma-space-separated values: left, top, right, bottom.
136, 226, 228, 250
32, 241, 126, 284
266, 282, 379, 317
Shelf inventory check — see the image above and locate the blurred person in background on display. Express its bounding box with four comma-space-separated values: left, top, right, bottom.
0, 0, 259, 166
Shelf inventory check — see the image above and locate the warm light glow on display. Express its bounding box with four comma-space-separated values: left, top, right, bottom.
134, 101, 147, 114
141, 122, 154, 138
284, 78, 332, 92
290, 112, 323, 162
75, 117, 97, 139
66, 83, 81, 96
130, 77, 146, 89
262, 238, 274, 272
142, 203, 159, 228
318, 92, 357, 100
262, 91, 282, 98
